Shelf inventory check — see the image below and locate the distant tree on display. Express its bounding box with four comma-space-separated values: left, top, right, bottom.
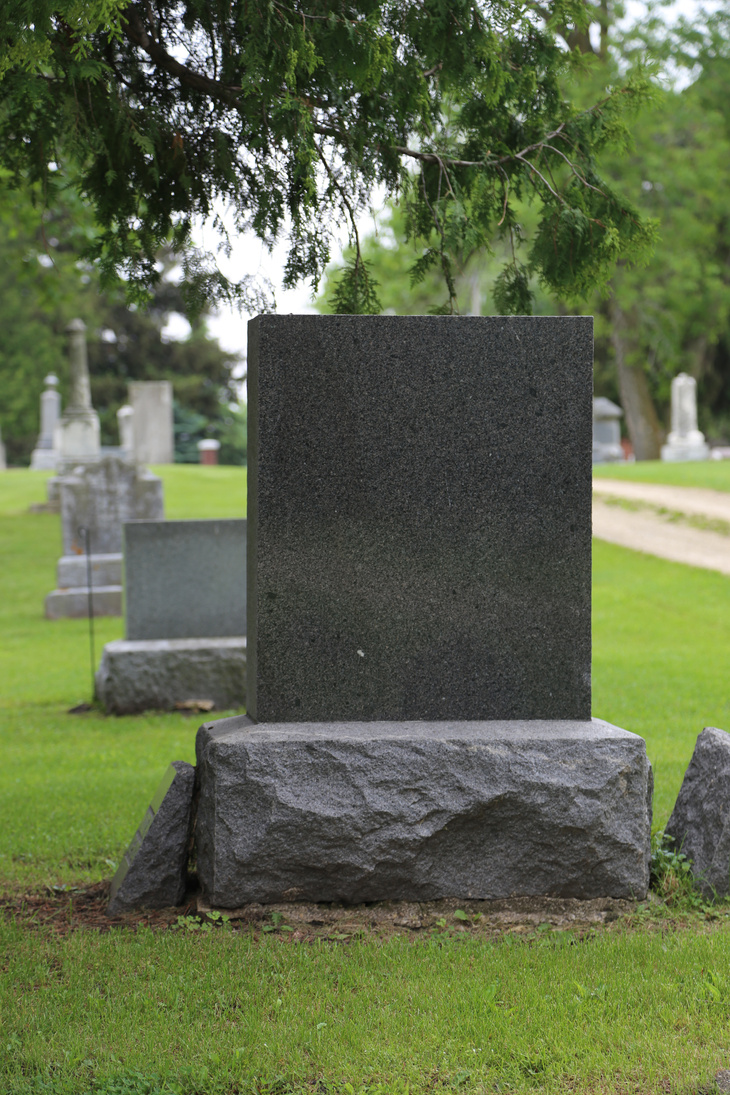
316, 4, 730, 455
0, 183, 243, 464
1, 0, 654, 315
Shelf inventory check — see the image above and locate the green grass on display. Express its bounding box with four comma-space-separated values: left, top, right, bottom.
3, 465, 730, 1095
593, 458, 730, 491
4, 918, 730, 1095
0, 466, 245, 885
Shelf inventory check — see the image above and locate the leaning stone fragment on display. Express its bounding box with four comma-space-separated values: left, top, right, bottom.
665, 727, 730, 895
107, 761, 195, 915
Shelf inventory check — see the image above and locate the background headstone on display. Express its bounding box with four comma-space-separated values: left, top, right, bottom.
592, 397, 624, 464
58, 454, 164, 556
128, 381, 174, 465
96, 519, 247, 712
125, 519, 246, 639
30, 374, 62, 470
661, 373, 710, 462
117, 404, 135, 459
57, 319, 101, 466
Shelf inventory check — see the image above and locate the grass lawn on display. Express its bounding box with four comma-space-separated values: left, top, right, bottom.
2, 466, 730, 1095
593, 458, 730, 492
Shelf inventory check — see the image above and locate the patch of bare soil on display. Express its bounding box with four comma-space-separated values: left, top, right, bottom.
0, 881, 643, 940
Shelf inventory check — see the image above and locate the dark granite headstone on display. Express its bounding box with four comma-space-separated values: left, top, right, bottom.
247, 315, 593, 722
194, 315, 653, 907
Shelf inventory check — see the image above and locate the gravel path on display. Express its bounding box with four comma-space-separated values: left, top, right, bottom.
592, 477, 730, 576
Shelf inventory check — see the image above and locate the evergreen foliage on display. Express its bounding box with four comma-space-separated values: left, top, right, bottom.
1, 0, 655, 313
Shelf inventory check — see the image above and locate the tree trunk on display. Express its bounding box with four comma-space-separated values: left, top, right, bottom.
608, 298, 664, 460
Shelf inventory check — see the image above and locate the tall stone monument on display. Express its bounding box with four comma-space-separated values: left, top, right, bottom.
57, 319, 101, 466
194, 316, 652, 907
30, 374, 62, 470
129, 381, 174, 464
44, 319, 165, 619
661, 373, 709, 462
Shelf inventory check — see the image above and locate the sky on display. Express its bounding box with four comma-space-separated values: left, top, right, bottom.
163, 0, 714, 375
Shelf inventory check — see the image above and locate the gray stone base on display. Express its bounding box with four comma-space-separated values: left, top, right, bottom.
45, 585, 123, 619
195, 717, 653, 907
57, 553, 122, 587
96, 637, 246, 714
661, 442, 710, 462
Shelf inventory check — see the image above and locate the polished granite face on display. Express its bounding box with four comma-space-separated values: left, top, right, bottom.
247, 315, 593, 722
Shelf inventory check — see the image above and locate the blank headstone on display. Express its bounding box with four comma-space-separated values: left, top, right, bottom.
247, 315, 593, 723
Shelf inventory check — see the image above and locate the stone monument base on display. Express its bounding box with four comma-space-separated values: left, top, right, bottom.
661, 440, 710, 462
96, 637, 246, 714
44, 553, 123, 619
45, 585, 123, 619
195, 717, 652, 907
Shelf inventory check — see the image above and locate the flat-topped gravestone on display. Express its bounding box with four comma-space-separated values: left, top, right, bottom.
95, 519, 247, 713
247, 314, 593, 723
129, 381, 174, 465
125, 519, 246, 640
188, 315, 652, 908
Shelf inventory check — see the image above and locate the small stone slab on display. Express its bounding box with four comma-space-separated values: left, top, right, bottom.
45, 585, 122, 619
107, 761, 195, 915
96, 637, 246, 713
195, 716, 652, 906
665, 727, 730, 895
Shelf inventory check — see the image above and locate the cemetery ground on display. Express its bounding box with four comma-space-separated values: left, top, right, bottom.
2, 466, 730, 1095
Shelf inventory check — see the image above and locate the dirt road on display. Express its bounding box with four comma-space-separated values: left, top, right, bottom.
592, 477, 730, 576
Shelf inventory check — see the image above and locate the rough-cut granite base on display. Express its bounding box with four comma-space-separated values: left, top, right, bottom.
96, 637, 246, 714
107, 761, 195, 915
665, 727, 730, 895
195, 717, 653, 906
45, 585, 122, 619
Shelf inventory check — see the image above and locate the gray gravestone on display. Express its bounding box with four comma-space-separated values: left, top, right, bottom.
129, 381, 174, 465
592, 397, 624, 464
107, 761, 195, 915
125, 519, 246, 639
194, 316, 652, 907
661, 373, 710, 462
248, 315, 592, 722
665, 727, 730, 895
58, 454, 164, 556
31, 374, 62, 470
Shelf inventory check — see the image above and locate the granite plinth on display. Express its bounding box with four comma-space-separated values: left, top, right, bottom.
107, 761, 195, 915
124, 519, 246, 640
247, 315, 593, 723
195, 717, 652, 906
45, 585, 122, 619
96, 637, 246, 713
665, 727, 730, 895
